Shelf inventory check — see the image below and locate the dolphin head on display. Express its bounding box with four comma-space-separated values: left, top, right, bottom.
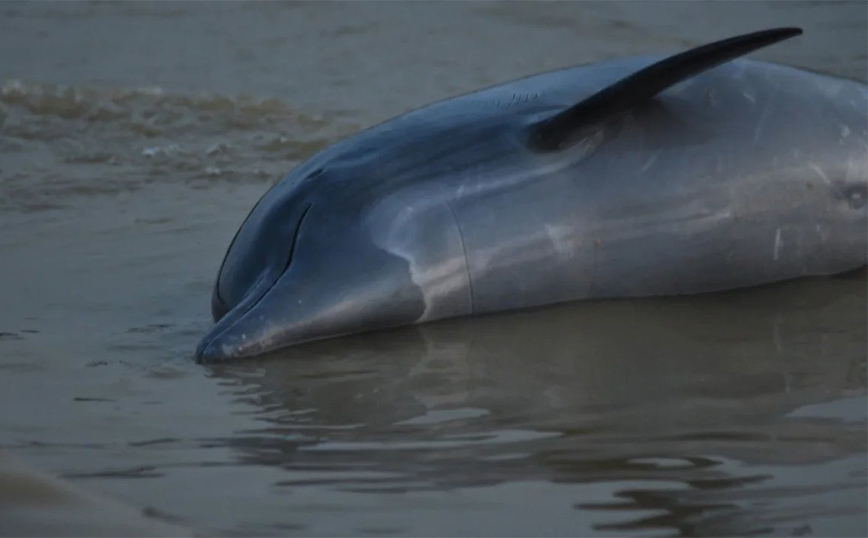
195, 164, 439, 363
195, 112, 502, 363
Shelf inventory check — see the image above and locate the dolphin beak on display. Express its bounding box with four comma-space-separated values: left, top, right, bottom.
194, 338, 226, 363
195, 315, 252, 363
195, 269, 284, 363
195, 327, 234, 363
195, 305, 282, 363
195, 324, 256, 363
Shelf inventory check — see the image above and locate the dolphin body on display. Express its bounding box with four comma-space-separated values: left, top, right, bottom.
196, 28, 867, 362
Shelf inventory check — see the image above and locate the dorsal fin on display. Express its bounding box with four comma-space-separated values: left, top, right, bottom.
526, 27, 803, 151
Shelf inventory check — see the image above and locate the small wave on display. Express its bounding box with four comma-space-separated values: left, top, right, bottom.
0, 80, 358, 211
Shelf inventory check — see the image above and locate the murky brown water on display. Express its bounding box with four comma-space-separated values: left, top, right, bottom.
0, 1, 866, 536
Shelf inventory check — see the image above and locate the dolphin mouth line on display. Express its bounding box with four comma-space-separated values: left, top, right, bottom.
196, 204, 313, 361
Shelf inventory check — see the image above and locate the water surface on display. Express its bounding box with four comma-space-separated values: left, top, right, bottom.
0, 2, 865, 536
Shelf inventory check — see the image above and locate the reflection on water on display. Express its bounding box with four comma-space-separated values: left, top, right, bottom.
208, 276, 866, 536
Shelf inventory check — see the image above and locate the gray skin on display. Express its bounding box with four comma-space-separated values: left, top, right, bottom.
196, 57, 867, 362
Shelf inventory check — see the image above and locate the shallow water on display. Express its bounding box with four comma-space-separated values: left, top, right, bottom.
0, 1, 866, 536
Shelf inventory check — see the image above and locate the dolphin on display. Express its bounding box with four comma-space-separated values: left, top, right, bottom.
196, 28, 867, 362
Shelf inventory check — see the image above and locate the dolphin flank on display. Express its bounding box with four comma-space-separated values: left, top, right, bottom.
196, 28, 867, 362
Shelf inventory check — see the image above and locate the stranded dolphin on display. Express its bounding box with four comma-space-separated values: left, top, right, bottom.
196, 28, 867, 362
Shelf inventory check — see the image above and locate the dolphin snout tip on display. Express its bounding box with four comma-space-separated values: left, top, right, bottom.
195, 324, 269, 363
195, 329, 242, 364
194, 337, 225, 364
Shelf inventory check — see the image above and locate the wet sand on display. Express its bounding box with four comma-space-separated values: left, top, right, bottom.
0, 2, 865, 536
0, 451, 195, 537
